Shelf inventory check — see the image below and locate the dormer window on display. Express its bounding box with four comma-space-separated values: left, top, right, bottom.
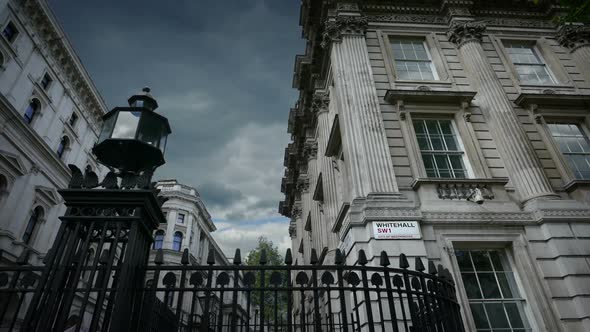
41, 73, 53, 90
2, 21, 18, 43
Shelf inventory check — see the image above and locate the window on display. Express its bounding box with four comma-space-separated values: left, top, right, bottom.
176, 213, 185, 224
391, 38, 437, 81
547, 123, 590, 179
505, 42, 554, 85
153, 230, 164, 249
57, 136, 69, 159
456, 249, 531, 332
23, 206, 44, 244
172, 231, 182, 251
2, 21, 18, 43
23, 99, 41, 124
69, 112, 78, 127
40, 73, 53, 90
413, 119, 468, 178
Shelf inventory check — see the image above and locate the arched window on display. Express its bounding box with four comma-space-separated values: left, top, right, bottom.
23, 206, 44, 244
57, 136, 69, 159
172, 231, 183, 252
153, 230, 164, 249
23, 98, 41, 124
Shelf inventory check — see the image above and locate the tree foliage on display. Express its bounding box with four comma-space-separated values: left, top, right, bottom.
244, 237, 288, 322
534, 0, 590, 23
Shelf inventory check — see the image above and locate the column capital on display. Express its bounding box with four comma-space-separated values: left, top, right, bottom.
312, 92, 330, 115
447, 21, 486, 47
557, 24, 590, 51
322, 15, 368, 48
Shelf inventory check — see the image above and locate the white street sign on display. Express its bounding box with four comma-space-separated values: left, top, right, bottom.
373, 221, 421, 240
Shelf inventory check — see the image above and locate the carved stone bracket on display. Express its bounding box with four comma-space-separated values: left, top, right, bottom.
304, 139, 318, 160
557, 24, 590, 51
297, 177, 310, 193
288, 221, 297, 238
292, 202, 303, 219
322, 16, 368, 48
447, 21, 486, 47
312, 92, 329, 114
437, 183, 494, 200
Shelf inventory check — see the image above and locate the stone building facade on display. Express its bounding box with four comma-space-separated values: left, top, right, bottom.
0, 0, 107, 265
153, 179, 254, 327
280, 1, 590, 331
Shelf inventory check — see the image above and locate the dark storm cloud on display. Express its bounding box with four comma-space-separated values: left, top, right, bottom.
50, 1, 301, 252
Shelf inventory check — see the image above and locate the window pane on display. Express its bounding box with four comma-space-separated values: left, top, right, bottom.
484, 303, 510, 328
478, 273, 502, 298
471, 251, 493, 270
456, 250, 473, 271
549, 123, 590, 179
469, 303, 490, 329
112, 111, 141, 139
462, 273, 482, 299
434, 155, 451, 178
496, 272, 516, 298
489, 251, 508, 271
505, 302, 526, 328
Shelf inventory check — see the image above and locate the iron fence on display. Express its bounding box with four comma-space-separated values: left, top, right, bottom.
1, 245, 464, 332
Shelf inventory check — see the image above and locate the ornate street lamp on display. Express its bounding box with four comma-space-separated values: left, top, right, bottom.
93, 87, 171, 174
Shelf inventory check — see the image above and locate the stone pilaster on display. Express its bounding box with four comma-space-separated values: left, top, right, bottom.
448, 21, 556, 202
323, 14, 398, 198
314, 92, 340, 253
557, 24, 590, 81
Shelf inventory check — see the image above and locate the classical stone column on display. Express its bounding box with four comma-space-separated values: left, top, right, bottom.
323, 14, 398, 198
557, 24, 590, 81
448, 22, 556, 202
313, 92, 340, 252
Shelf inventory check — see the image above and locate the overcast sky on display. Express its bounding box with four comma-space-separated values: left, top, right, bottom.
50, 0, 303, 256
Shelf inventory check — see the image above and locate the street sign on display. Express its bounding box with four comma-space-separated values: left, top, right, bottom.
373, 221, 421, 239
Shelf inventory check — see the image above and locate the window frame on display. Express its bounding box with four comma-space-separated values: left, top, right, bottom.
389, 38, 439, 81
534, 112, 590, 185
379, 31, 453, 86
454, 248, 533, 331
399, 107, 489, 180
22, 206, 44, 245
176, 212, 185, 224
411, 118, 471, 179
2, 20, 19, 44
23, 98, 41, 124
40, 72, 53, 91
502, 41, 556, 85
56, 135, 70, 160
172, 231, 183, 252
153, 229, 165, 250
440, 234, 555, 332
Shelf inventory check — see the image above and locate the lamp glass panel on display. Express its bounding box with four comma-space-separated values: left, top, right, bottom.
112, 111, 141, 139
137, 113, 164, 149
98, 114, 117, 142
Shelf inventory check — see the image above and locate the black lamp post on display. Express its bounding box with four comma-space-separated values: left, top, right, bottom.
21, 88, 171, 331
93, 87, 171, 173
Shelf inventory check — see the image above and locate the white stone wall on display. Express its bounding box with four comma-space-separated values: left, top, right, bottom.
0, 0, 107, 265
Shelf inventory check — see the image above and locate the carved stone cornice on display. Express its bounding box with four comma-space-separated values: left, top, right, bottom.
447, 21, 486, 47
321, 16, 368, 48
19, 0, 107, 133
312, 92, 329, 115
557, 24, 590, 51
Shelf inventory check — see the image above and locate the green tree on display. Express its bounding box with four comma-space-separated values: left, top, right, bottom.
533, 0, 590, 23
244, 237, 288, 324
557, 0, 590, 23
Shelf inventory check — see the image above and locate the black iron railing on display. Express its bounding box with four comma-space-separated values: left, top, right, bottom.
0, 245, 464, 332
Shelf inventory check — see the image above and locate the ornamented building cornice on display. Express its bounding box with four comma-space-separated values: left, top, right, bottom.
557, 24, 590, 51
322, 16, 368, 48
304, 139, 318, 161
18, 0, 108, 133
447, 21, 486, 47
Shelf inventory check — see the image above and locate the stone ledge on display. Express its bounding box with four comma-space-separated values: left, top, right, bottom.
384, 89, 476, 104
515, 92, 590, 108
